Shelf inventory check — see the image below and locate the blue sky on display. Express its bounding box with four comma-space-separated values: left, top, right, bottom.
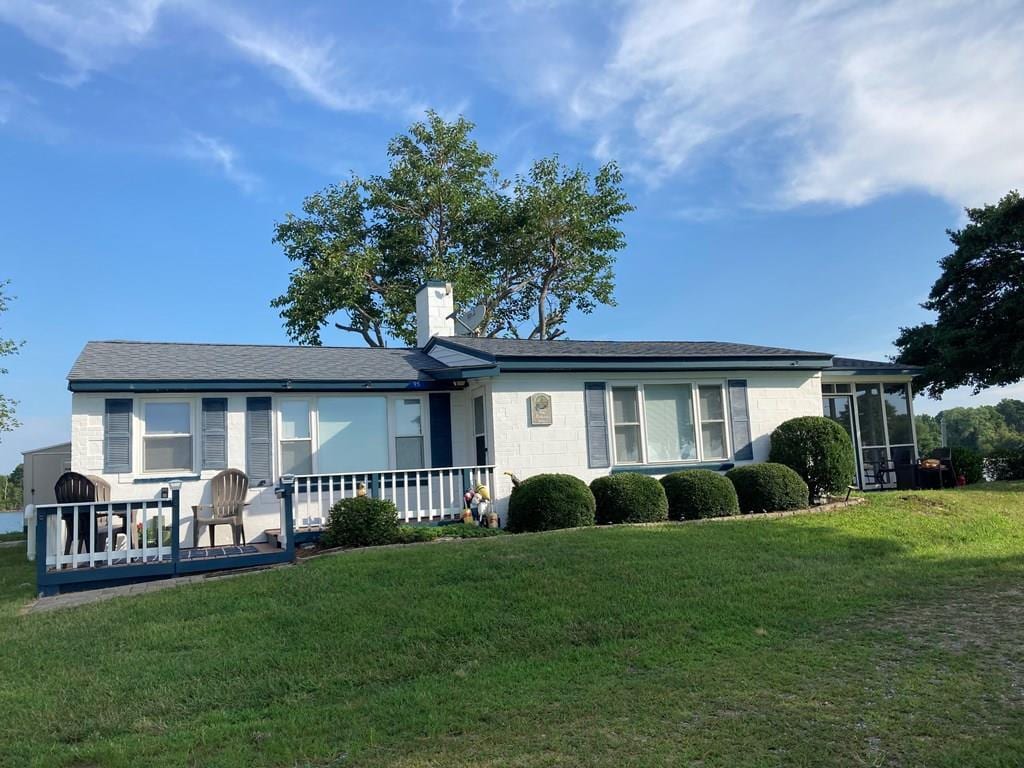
1, 0, 1023, 471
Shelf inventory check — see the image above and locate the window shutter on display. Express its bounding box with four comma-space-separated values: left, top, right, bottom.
201, 398, 228, 470
584, 382, 610, 468
246, 397, 272, 483
728, 380, 754, 461
103, 398, 133, 473
428, 393, 453, 468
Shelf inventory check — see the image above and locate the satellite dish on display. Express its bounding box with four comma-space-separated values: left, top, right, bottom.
452, 303, 486, 336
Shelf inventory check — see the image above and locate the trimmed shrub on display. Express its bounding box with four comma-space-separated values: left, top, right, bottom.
590, 473, 669, 525
951, 446, 984, 484
769, 416, 856, 503
322, 496, 399, 548
660, 469, 740, 520
726, 463, 809, 514
506, 473, 596, 533
985, 444, 1024, 481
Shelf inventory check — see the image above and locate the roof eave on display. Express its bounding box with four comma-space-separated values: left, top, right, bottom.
68, 378, 452, 393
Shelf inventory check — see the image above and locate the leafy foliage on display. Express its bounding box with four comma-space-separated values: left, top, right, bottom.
950, 447, 984, 485
915, 414, 942, 456
506, 473, 596, 533
0, 282, 21, 440
726, 463, 809, 514
985, 444, 1024, 481
769, 416, 856, 502
323, 496, 400, 548
589, 473, 668, 525
272, 111, 632, 346
660, 469, 739, 520
895, 190, 1024, 396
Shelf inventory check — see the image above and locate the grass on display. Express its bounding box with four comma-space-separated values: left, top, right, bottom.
1, 483, 1023, 767
0, 530, 25, 543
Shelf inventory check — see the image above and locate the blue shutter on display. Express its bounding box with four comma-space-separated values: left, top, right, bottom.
104, 398, 133, 473
728, 380, 753, 461
428, 393, 453, 468
201, 398, 228, 470
246, 397, 272, 484
584, 382, 610, 468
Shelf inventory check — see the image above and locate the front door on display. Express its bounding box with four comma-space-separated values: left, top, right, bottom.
823, 394, 863, 488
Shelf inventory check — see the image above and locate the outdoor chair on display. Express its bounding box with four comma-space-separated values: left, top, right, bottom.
924, 448, 956, 488
192, 468, 249, 547
54, 471, 120, 555
863, 460, 895, 489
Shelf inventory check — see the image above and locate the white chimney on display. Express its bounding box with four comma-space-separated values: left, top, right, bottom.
415, 281, 455, 347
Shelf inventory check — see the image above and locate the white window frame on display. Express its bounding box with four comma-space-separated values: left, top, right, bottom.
139, 397, 196, 475
607, 380, 732, 467
273, 394, 432, 476
277, 397, 314, 477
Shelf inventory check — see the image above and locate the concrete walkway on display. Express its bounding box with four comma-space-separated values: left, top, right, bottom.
22, 564, 287, 615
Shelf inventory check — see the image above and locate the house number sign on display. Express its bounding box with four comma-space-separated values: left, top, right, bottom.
530, 393, 553, 426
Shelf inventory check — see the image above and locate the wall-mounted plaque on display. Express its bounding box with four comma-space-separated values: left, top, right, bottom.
530, 393, 553, 426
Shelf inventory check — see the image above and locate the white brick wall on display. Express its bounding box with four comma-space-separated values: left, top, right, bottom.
487, 370, 823, 510
415, 282, 455, 347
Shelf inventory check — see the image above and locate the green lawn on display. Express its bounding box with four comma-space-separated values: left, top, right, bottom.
1, 484, 1023, 767
0, 530, 25, 543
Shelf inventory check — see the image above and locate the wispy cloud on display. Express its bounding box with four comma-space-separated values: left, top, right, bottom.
0, 1, 408, 112
179, 132, 260, 194
461, 0, 1024, 210
0, 0, 167, 86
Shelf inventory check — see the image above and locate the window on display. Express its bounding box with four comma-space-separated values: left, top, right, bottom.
610, 382, 731, 465
394, 398, 424, 469
317, 396, 388, 472
698, 385, 728, 459
143, 401, 192, 472
612, 387, 642, 463
883, 384, 913, 444
643, 384, 696, 461
279, 400, 313, 475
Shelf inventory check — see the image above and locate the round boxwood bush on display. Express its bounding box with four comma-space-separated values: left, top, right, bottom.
322, 496, 399, 548
589, 473, 669, 524
660, 469, 740, 520
769, 416, 856, 503
951, 446, 984, 484
726, 463, 809, 514
506, 473, 596, 533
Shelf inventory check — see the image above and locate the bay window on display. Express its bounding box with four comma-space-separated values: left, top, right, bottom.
610, 382, 730, 465
317, 396, 388, 473
142, 401, 193, 473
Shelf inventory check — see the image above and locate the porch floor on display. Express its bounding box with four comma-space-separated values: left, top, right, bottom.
47, 542, 278, 572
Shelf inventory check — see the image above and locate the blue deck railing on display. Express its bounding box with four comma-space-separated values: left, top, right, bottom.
34, 481, 296, 597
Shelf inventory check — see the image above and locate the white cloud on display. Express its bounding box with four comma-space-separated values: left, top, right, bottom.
179, 132, 260, 193
0, 1, 406, 112
0, 0, 167, 85
465, 0, 1024, 209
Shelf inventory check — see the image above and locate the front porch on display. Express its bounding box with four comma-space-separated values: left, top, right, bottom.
33, 463, 495, 595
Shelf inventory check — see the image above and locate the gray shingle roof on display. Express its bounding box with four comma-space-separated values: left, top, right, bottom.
430, 336, 833, 360
68, 341, 437, 382
829, 357, 921, 371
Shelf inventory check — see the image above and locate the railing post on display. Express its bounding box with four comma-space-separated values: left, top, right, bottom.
169, 481, 181, 574
35, 506, 48, 596
276, 475, 295, 560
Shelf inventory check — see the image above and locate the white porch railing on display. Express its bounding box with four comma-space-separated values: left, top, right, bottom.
36, 498, 175, 571
291, 465, 496, 528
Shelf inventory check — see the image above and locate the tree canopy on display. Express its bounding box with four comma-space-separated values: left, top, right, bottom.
915, 398, 1024, 456
895, 190, 1024, 397
272, 111, 632, 347
0, 281, 20, 440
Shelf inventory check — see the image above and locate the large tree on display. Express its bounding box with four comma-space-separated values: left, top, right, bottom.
895, 190, 1024, 396
0, 281, 20, 439
272, 112, 631, 346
